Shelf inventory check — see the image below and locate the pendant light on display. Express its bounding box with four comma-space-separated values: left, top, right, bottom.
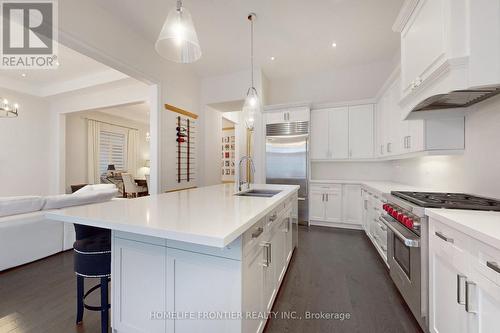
242, 13, 260, 131
0, 98, 19, 118
155, 0, 202, 63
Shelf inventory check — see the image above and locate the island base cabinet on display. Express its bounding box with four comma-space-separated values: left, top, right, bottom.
112, 237, 167, 333
112, 235, 242, 333
166, 248, 242, 333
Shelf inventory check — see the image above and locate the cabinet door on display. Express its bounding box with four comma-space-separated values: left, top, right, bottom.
324, 190, 342, 223
166, 248, 241, 333
407, 119, 424, 152
401, 0, 446, 95
265, 111, 286, 125
309, 190, 325, 220
348, 105, 374, 158
113, 238, 167, 333
342, 185, 362, 225
429, 230, 468, 333
288, 107, 310, 122
284, 213, 293, 263
262, 236, 276, 312
473, 274, 500, 333
328, 107, 349, 160
243, 245, 265, 333
273, 219, 286, 285
310, 109, 330, 159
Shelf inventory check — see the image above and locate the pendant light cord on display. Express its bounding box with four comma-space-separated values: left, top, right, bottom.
250, 14, 254, 89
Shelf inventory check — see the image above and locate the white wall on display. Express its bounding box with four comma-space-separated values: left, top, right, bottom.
392, 95, 500, 198
0, 88, 53, 196
65, 111, 150, 193
311, 161, 393, 182
59, 0, 201, 195
200, 69, 265, 186
267, 60, 395, 105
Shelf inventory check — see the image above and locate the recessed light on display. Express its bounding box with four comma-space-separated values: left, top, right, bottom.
21, 73, 27, 78
331, 42, 337, 48
270, 56, 276, 61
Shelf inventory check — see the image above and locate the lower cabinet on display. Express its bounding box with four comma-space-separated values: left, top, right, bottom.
309, 183, 361, 228
361, 187, 387, 264
112, 204, 295, 333
429, 218, 500, 333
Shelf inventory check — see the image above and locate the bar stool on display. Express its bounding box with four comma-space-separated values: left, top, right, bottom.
73, 224, 111, 333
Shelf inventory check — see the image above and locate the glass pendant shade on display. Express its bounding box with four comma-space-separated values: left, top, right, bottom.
243, 87, 260, 131
155, 4, 202, 63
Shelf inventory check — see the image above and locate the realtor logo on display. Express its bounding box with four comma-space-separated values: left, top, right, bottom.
0, 0, 58, 69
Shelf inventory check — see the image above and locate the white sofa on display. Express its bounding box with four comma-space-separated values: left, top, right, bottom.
0, 185, 118, 272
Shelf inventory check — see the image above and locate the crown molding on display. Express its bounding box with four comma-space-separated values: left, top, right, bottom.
392, 0, 420, 33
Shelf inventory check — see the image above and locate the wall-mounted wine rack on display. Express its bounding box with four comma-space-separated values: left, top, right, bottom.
176, 115, 196, 183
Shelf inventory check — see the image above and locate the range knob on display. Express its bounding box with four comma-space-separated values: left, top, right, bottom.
405, 217, 414, 228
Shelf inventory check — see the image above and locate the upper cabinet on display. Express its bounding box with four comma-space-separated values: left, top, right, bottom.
376, 69, 464, 158
263, 106, 310, 125
400, 0, 447, 98
394, 0, 500, 119
310, 105, 373, 161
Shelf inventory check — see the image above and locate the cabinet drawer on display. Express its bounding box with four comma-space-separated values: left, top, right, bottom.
243, 218, 266, 257
310, 183, 342, 192
471, 240, 500, 287
430, 219, 471, 270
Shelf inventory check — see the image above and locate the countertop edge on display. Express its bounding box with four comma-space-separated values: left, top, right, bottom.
425, 208, 500, 250
46, 186, 299, 248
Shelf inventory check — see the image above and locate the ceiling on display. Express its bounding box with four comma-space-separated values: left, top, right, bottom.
0, 43, 122, 85
99, 102, 150, 125
96, 0, 403, 79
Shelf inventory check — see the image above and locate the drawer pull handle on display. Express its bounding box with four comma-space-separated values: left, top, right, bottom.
269, 214, 277, 222
465, 280, 477, 313
487, 261, 500, 274
435, 231, 454, 243
457, 274, 466, 305
252, 227, 264, 238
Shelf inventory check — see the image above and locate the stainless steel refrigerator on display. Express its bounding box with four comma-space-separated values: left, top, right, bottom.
265, 121, 309, 225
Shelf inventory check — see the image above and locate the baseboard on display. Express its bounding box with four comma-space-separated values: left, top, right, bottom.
309, 220, 363, 230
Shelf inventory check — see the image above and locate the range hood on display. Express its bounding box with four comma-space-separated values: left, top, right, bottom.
411, 85, 500, 113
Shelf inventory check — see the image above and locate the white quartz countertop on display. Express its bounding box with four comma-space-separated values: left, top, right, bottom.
46, 184, 299, 248
309, 179, 432, 196
426, 208, 500, 249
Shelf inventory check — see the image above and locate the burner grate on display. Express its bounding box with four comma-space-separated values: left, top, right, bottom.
391, 191, 500, 211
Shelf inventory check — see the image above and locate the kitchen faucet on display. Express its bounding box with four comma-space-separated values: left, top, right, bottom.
237, 156, 255, 191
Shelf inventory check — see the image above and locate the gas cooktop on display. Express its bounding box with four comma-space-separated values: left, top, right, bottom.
391, 191, 500, 211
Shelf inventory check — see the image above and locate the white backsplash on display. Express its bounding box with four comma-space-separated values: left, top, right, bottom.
311, 161, 393, 181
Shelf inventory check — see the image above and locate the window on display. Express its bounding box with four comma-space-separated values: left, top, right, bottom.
99, 130, 127, 175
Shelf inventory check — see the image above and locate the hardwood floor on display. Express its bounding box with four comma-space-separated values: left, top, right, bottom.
0, 226, 422, 333
0, 251, 102, 333
265, 226, 423, 333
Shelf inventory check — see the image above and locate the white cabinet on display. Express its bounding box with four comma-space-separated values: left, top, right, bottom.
324, 189, 342, 223
309, 183, 362, 228
348, 105, 374, 158
242, 242, 265, 333
429, 218, 500, 333
375, 70, 464, 158
166, 248, 241, 333
113, 237, 168, 333
400, 0, 446, 97
264, 107, 310, 124
309, 184, 342, 224
361, 188, 387, 263
310, 109, 332, 160
310, 107, 348, 160
310, 105, 372, 160
342, 184, 362, 225
329, 107, 349, 159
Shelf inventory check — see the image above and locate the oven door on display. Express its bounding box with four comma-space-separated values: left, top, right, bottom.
380, 214, 423, 325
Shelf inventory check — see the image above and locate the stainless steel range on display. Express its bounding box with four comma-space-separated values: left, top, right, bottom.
380, 191, 500, 332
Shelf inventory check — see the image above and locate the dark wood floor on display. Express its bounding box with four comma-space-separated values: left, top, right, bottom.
0, 226, 422, 333
0, 250, 102, 333
265, 226, 423, 333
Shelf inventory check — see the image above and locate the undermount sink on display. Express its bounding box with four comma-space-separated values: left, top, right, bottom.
235, 189, 282, 198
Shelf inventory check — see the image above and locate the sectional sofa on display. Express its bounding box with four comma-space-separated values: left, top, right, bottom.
0, 184, 118, 271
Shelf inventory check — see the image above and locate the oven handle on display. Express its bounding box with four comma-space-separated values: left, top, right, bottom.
379, 216, 420, 248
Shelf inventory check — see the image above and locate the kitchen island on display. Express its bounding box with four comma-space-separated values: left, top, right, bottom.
47, 184, 299, 333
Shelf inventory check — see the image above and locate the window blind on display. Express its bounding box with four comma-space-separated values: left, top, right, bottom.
99, 130, 126, 175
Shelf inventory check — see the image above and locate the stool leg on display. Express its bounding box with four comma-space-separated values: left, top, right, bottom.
100, 277, 109, 333
76, 275, 84, 325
